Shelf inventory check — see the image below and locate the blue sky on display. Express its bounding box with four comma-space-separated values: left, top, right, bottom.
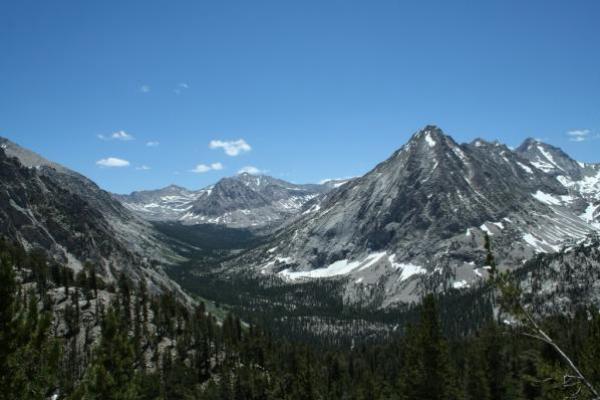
1, 0, 599, 194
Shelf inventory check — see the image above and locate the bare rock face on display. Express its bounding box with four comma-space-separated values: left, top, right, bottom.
221, 126, 600, 307
0, 137, 185, 296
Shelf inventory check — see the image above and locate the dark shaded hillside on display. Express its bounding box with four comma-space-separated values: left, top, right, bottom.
0, 148, 133, 269
0, 139, 183, 295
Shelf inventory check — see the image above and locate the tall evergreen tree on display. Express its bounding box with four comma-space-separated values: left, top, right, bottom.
484, 232, 497, 276
398, 294, 457, 400
0, 254, 18, 399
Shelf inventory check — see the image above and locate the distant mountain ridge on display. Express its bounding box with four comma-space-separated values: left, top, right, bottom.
115, 173, 340, 228
218, 126, 600, 307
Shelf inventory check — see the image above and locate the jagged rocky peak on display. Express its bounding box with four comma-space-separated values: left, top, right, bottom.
235, 172, 278, 189
369, 126, 477, 192
409, 124, 444, 143
183, 173, 328, 227
192, 176, 272, 216
403, 125, 457, 151
397, 126, 470, 168
516, 137, 583, 178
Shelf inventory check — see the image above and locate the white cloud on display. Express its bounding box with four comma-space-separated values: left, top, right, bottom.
191, 164, 211, 173
238, 166, 265, 175
146, 141, 159, 147
140, 85, 151, 93
174, 82, 189, 94
96, 157, 130, 168
136, 165, 151, 170
98, 130, 134, 141
190, 162, 224, 174
567, 129, 590, 142
209, 139, 251, 156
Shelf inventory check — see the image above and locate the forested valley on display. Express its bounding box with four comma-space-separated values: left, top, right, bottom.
2, 237, 600, 400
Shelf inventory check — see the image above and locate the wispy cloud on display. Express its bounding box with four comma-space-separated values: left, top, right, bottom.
209, 139, 251, 156
190, 162, 224, 174
146, 141, 159, 147
140, 85, 151, 93
174, 82, 189, 95
98, 130, 134, 141
135, 165, 151, 170
96, 157, 130, 168
567, 129, 590, 142
238, 166, 265, 175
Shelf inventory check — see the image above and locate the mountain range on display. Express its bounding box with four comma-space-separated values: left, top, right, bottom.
114, 174, 348, 228
213, 126, 600, 306
2, 126, 599, 312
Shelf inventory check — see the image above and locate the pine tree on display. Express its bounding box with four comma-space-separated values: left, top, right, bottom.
581, 308, 600, 389
398, 294, 457, 400
464, 337, 491, 400
85, 262, 98, 298
0, 253, 18, 399
484, 233, 497, 275
82, 305, 140, 399
0, 251, 60, 400
480, 324, 508, 400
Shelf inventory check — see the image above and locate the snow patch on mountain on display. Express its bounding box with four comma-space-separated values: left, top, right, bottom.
452, 280, 469, 289
580, 203, 600, 228
357, 252, 388, 271
451, 146, 468, 163
279, 259, 361, 280
389, 256, 427, 281
516, 161, 533, 174
557, 170, 600, 199
522, 233, 561, 253
532, 190, 562, 205
537, 145, 563, 171
424, 132, 436, 147
480, 223, 494, 235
